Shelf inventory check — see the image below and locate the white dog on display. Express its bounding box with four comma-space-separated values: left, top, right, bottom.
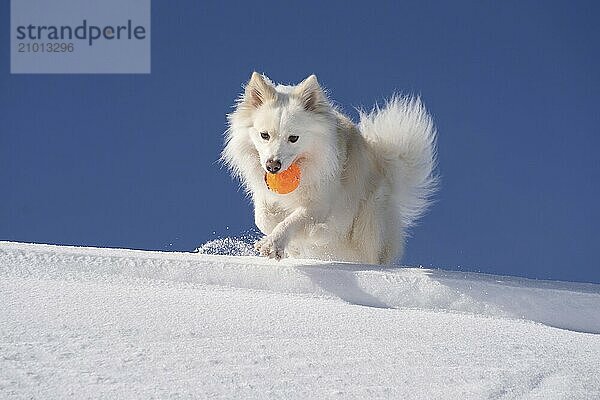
222, 72, 437, 264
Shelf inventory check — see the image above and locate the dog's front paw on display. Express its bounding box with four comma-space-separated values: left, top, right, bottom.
254, 235, 286, 260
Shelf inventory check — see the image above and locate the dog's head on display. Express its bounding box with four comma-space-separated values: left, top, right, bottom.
224, 73, 339, 191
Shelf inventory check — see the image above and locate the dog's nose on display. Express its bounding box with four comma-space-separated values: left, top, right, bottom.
265, 158, 282, 173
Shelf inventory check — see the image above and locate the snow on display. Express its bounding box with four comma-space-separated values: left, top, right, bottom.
1, 241, 599, 399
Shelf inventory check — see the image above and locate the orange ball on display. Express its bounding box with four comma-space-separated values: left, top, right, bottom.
265, 162, 301, 194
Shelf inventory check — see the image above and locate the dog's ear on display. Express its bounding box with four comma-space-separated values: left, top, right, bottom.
243, 72, 277, 109
294, 74, 329, 113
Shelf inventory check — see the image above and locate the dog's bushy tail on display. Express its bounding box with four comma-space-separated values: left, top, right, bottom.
358, 95, 438, 229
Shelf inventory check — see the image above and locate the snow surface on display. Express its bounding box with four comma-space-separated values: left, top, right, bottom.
1, 241, 599, 399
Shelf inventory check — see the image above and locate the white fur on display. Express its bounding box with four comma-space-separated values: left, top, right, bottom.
222, 72, 437, 264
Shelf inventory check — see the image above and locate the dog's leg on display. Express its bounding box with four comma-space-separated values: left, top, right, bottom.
254, 203, 272, 234
254, 200, 285, 235
255, 207, 309, 260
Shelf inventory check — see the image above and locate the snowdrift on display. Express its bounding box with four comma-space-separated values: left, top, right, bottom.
1, 241, 599, 399
3, 241, 598, 333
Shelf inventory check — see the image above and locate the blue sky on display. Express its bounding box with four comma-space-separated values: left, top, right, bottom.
1, 1, 599, 283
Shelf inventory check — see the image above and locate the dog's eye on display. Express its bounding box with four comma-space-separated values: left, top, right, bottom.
288, 135, 299, 143
260, 132, 270, 140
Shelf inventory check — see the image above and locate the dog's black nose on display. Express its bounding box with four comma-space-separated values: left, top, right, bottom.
266, 159, 282, 173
